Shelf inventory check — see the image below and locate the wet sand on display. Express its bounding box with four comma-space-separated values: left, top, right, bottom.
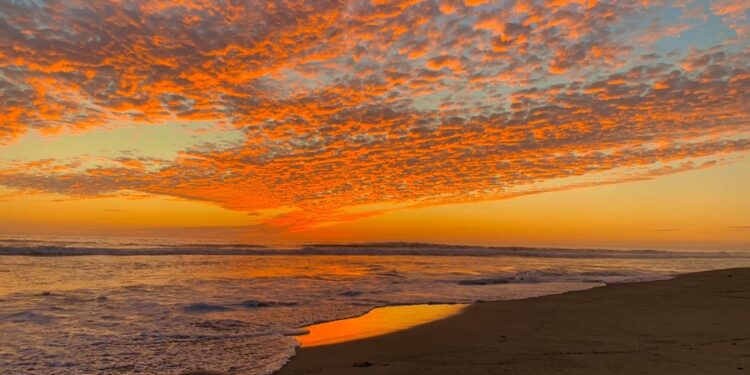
276, 268, 750, 375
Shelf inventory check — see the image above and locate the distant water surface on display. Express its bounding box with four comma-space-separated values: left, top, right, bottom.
1, 236, 748, 374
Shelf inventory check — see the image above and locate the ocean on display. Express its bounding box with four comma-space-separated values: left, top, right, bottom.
1, 236, 748, 374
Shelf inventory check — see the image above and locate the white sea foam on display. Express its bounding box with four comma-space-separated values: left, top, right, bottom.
1, 240, 749, 374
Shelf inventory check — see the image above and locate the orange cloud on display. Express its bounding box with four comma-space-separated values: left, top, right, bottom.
0, 0, 749, 232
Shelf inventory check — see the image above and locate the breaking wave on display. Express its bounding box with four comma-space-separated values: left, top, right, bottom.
1, 240, 747, 259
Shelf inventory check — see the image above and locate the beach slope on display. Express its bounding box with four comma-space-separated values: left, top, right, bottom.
277, 268, 750, 375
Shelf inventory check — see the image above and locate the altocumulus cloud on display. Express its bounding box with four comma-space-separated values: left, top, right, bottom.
0, 0, 749, 230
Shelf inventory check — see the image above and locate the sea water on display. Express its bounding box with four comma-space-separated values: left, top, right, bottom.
1, 237, 748, 374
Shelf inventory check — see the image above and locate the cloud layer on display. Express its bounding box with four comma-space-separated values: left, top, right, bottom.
1, 0, 749, 230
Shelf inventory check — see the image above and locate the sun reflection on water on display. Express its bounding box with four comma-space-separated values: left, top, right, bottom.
295, 303, 467, 347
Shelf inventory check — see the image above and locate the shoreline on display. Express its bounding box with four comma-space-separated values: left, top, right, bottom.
274, 268, 750, 375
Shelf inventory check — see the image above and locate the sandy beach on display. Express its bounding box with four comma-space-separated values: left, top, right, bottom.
276, 268, 750, 375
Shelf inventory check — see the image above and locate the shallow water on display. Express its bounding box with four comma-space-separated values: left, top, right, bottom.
1, 239, 749, 374
295, 303, 468, 347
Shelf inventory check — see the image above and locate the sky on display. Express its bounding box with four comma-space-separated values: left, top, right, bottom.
0, 0, 748, 250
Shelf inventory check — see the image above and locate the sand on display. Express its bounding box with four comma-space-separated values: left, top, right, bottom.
276, 268, 750, 375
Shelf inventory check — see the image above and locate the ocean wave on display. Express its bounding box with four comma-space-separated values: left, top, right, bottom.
1, 242, 747, 259
237, 300, 298, 308
339, 291, 363, 297
183, 303, 232, 313
1, 310, 57, 324
456, 270, 670, 285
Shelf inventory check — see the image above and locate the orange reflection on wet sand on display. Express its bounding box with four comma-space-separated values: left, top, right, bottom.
295, 304, 467, 347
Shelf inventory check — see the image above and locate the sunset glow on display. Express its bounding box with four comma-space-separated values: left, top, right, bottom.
1, 0, 748, 249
